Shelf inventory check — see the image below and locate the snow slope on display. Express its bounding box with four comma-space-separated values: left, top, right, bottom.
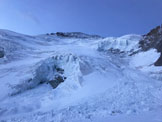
98, 32, 162, 81
0, 30, 162, 122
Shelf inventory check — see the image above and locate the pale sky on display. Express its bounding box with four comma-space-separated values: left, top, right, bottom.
0, 0, 162, 36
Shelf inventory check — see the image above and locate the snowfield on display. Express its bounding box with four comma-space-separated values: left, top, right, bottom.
0, 30, 162, 122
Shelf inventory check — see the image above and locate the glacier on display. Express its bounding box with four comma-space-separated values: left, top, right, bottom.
0, 29, 162, 122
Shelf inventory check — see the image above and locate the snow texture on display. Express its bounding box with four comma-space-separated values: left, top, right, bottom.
0, 30, 162, 122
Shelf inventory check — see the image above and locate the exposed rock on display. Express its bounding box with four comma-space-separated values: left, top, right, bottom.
56, 32, 102, 39
50, 33, 55, 35
155, 53, 162, 66
47, 66, 66, 89
49, 74, 66, 89
0, 47, 5, 58
139, 25, 162, 66
55, 67, 64, 74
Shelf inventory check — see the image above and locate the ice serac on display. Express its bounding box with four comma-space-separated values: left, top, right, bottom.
10, 53, 82, 96
33, 53, 82, 89
98, 34, 142, 54
139, 25, 162, 66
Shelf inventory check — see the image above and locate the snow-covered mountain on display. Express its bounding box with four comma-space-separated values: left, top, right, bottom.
0, 27, 162, 122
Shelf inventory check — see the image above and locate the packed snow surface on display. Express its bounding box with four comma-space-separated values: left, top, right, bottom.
0, 30, 162, 122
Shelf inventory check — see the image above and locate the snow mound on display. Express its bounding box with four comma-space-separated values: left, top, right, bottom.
98, 34, 142, 53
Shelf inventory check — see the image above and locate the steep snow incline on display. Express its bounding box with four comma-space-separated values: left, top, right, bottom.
131, 25, 162, 80
0, 30, 162, 122
129, 49, 162, 80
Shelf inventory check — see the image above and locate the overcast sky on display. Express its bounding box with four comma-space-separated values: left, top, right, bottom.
0, 0, 162, 36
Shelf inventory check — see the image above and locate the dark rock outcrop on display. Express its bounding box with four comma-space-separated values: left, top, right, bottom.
155, 53, 162, 66
49, 75, 66, 89
0, 47, 4, 58
139, 25, 162, 66
56, 32, 102, 39
47, 66, 66, 89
